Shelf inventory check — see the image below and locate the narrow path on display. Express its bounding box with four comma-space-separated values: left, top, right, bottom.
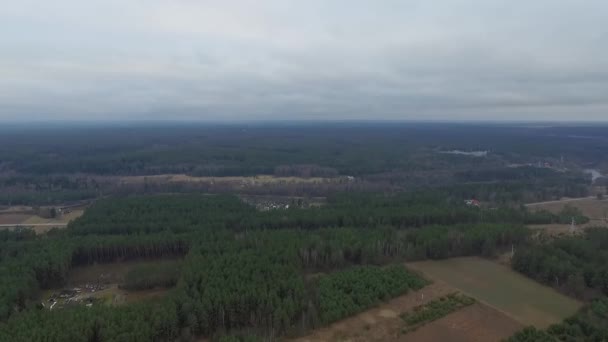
0, 223, 68, 227
525, 196, 595, 206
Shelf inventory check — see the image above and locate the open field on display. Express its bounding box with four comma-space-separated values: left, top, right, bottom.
526, 197, 608, 235
0, 222, 69, 234
0, 213, 30, 224
526, 197, 608, 223
402, 302, 522, 342
293, 280, 521, 342
527, 223, 586, 236
21, 209, 84, 225
0, 208, 84, 233
292, 282, 454, 342
407, 257, 582, 328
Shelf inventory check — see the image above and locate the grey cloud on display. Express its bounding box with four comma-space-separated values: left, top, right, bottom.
1, 0, 607, 121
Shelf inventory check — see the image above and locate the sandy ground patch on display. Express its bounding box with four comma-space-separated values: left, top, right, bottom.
0, 209, 84, 233
21, 209, 84, 225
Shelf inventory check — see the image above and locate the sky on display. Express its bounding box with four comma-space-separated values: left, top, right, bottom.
1, 1, 607, 122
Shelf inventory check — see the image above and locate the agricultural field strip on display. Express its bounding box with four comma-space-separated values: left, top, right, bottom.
525, 196, 596, 207
526, 197, 608, 219
400, 293, 476, 333
402, 302, 524, 342
407, 257, 582, 328
292, 282, 455, 342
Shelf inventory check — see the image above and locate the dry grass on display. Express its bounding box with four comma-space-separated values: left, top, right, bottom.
526, 197, 608, 235
21, 209, 84, 225
526, 197, 608, 222
402, 302, 522, 342
119, 173, 335, 185
0, 213, 30, 224
293, 277, 522, 342
527, 224, 588, 237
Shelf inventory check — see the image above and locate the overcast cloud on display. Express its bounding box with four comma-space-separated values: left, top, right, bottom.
1, 0, 607, 121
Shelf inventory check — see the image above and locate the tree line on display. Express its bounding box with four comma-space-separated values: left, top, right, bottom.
512, 227, 608, 299
66, 193, 572, 236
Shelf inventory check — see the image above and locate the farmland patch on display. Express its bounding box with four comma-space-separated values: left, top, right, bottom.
292, 282, 454, 342
526, 197, 608, 226
407, 257, 582, 328
0, 213, 29, 224
402, 302, 522, 342
400, 293, 475, 333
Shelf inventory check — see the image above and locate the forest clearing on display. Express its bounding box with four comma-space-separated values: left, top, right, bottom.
525, 197, 608, 236
407, 257, 582, 328
39, 259, 179, 310
20, 209, 84, 225
0, 209, 83, 233
0, 205, 84, 225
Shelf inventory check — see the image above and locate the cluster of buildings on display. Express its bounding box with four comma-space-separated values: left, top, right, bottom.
464, 199, 481, 207
42, 284, 105, 311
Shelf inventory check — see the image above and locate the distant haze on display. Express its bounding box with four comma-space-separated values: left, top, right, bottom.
1, 1, 607, 121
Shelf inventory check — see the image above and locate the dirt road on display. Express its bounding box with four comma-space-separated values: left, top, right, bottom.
525, 196, 596, 207
0, 223, 68, 227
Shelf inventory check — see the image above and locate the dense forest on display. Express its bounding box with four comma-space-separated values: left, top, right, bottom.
0, 123, 603, 205
66, 193, 579, 237
1, 123, 607, 177
0, 193, 533, 341
315, 265, 428, 324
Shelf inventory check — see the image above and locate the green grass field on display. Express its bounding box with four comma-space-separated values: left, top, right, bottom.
407, 257, 582, 328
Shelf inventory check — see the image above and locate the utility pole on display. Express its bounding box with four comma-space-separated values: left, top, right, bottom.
570, 217, 576, 234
